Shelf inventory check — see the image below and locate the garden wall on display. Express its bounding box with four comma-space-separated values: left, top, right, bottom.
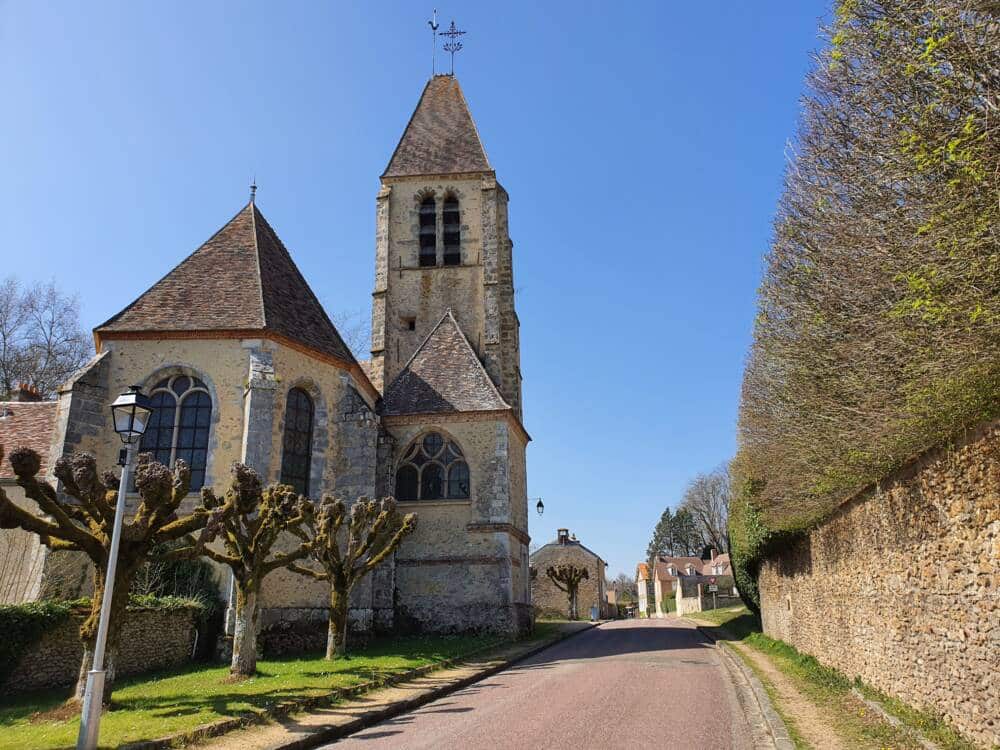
1, 606, 199, 694
759, 422, 999, 748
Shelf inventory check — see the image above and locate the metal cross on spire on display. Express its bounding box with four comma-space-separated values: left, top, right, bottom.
439, 20, 466, 76
428, 9, 440, 75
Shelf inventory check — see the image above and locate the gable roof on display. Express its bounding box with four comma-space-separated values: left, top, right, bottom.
382, 309, 509, 416
95, 202, 356, 365
0, 401, 58, 480
530, 539, 605, 565
382, 75, 492, 178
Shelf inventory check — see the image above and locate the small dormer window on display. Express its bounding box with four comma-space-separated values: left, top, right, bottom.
443, 196, 460, 266
419, 197, 436, 267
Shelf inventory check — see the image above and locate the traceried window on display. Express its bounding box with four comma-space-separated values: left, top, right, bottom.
419, 196, 436, 267
394, 432, 470, 501
442, 196, 461, 266
140, 375, 212, 490
279, 388, 314, 496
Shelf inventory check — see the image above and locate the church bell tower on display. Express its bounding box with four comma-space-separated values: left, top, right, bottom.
370, 75, 522, 420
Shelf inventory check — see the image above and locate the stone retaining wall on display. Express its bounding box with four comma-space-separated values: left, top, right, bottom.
1, 606, 199, 694
759, 422, 1000, 748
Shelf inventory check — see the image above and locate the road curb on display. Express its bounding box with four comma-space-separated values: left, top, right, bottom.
267, 621, 599, 750
122, 621, 597, 750
688, 620, 794, 750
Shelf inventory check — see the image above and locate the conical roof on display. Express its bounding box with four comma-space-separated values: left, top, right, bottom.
96, 202, 355, 364
382, 310, 510, 416
382, 75, 492, 178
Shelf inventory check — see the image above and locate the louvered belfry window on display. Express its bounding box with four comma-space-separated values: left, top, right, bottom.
279, 387, 314, 496
139, 375, 212, 490
442, 196, 461, 266
394, 432, 470, 501
419, 197, 436, 267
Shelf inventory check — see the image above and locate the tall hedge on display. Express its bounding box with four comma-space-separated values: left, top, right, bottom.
733, 0, 999, 608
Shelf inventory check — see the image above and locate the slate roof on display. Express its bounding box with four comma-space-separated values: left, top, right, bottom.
381, 310, 509, 416
0, 401, 58, 480
382, 75, 492, 178
96, 203, 356, 365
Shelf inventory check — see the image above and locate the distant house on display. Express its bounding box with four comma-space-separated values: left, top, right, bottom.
531, 529, 610, 619
636, 550, 733, 617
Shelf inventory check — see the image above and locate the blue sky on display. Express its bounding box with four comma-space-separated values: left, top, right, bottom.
1, 2, 829, 578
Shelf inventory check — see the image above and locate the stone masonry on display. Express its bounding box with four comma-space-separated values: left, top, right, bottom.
759, 421, 1000, 748
530, 530, 607, 620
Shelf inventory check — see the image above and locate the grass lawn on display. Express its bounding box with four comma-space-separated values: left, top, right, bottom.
687, 605, 761, 641
0, 633, 499, 750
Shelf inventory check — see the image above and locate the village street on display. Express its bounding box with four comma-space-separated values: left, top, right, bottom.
325, 619, 753, 749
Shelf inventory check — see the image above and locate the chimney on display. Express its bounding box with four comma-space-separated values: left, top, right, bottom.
557, 528, 569, 545
8, 382, 42, 402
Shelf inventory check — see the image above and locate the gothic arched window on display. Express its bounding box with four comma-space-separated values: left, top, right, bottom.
419, 196, 436, 267
279, 387, 314, 496
442, 196, 460, 266
140, 374, 212, 490
395, 432, 470, 501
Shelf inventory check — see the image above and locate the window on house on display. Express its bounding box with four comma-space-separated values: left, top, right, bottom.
442, 196, 460, 266
394, 432, 470, 501
419, 197, 436, 267
139, 374, 212, 490
279, 387, 314, 496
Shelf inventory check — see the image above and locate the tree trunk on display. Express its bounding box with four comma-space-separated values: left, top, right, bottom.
326, 587, 349, 659
73, 568, 127, 703
231, 583, 259, 677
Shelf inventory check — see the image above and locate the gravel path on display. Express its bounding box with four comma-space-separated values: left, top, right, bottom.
323, 618, 753, 750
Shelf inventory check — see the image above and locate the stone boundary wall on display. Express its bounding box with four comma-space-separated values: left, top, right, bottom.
1, 607, 198, 694
759, 422, 1000, 748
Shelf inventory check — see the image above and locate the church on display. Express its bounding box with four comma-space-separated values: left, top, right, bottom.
1, 74, 532, 637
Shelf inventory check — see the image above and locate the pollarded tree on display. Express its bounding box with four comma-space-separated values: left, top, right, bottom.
0, 446, 214, 701
195, 463, 313, 677
290, 496, 415, 659
546, 564, 589, 620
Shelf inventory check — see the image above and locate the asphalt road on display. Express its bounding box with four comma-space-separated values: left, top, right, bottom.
325, 618, 753, 750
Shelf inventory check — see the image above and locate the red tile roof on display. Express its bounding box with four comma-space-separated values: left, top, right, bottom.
382, 75, 492, 178
95, 202, 356, 366
382, 310, 510, 416
0, 401, 58, 479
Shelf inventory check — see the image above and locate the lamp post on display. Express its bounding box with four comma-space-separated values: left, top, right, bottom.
77, 386, 153, 750
534, 498, 544, 516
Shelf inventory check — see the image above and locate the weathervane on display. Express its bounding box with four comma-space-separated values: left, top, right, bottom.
439, 20, 466, 75
428, 10, 440, 75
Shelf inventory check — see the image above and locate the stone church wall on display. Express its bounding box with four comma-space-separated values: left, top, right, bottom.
387, 414, 527, 634
758, 422, 1000, 748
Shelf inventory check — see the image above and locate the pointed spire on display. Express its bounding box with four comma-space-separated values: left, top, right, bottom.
382, 75, 491, 178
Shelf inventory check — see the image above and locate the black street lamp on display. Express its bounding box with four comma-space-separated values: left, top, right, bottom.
535, 498, 544, 516
77, 385, 153, 750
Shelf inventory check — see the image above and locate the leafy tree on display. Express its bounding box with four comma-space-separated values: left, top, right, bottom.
195, 464, 312, 677
0, 276, 89, 398
669, 508, 702, 556
647, 508, 673, 559
290, 495, 415, 659
0, 447, 213, 701
545, 564, 589, 620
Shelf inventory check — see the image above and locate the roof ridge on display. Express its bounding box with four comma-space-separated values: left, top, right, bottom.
381, 77, 433, 178
250, 204, 359, 367
453, 76, 491, 172
95, 202, 258, 331
248, 201, 267, 329
444, 309, 509, 409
